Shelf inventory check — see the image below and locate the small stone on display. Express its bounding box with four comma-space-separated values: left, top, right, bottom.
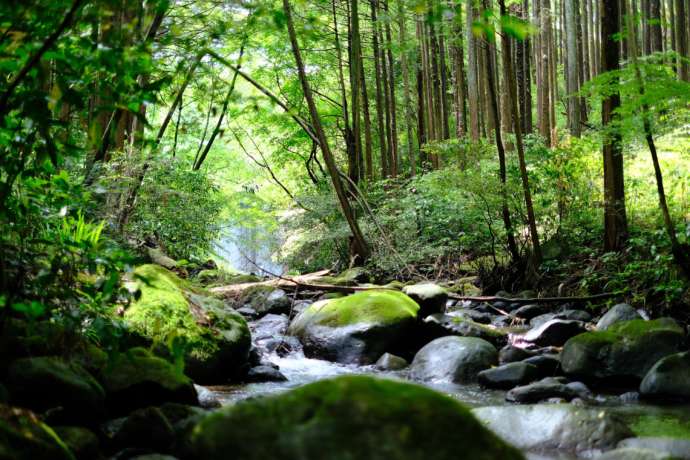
478, 362, 539, 389
523, 354, 561, 377
499, 345, 535, 364
375, 353, 409, 371
506, 377, 583, 403
245, 365, 287, 383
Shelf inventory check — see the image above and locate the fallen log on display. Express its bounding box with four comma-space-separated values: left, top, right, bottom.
446, 291, 624, 304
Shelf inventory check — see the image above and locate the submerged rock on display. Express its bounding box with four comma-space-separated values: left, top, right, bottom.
186, 375, 524, 460
101, 348, 198, 415
375, 352, 409, 371
640, 351, 690, 400
409, 336, 497, 383
402, 283, 448, 318
478, 362, 539, 389
472, 404, 632, 453
244, 365, 287, 383
0, 404, 74, 460
561, 318, 685, 382
126, 264, 251, 384
596, 304, 641, 330
288, 290, 420, 364
7, 356, 105, 423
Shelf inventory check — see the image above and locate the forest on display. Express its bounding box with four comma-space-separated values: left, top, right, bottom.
1, 0, 690, 459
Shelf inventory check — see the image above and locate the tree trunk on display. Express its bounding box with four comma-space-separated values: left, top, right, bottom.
466, 0, 480, 141
565, 0, 582, 136
674, 0, 689, 81
371, 0, 388, 177
398, 2, 416, 176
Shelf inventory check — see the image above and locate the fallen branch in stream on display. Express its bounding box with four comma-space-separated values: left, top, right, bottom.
446, 291, 625, 304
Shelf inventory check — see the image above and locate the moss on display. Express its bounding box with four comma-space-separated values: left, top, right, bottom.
291, 290, 419, 330
187, 375, 524, 460
195, 269, 261, 286
607, 318, 684, 337
315, 267, 370, 286
402, 283, 448, 300
382, 280, 406, 290
630, 414, 690, 440
450, 317, 508, 340
102, 347, 193, 394
53, 426, 100, 460
0, 405, 75, 460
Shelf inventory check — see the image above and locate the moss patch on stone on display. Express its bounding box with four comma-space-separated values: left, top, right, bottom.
187, 375, 524, 460
630, 414, 690, 440
290, 290, 419, 330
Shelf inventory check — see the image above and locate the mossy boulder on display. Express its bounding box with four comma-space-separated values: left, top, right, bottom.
640, 351, 690, 400
402, 283, 448, 318
195, 269, 261, 286
287, 290, 420, 364
0, 405, 75, 460
7, 357, 105, 423
101, 348, 198, 415
125, 264, 251, 384
53, 426, 100, 460
314, 267, 371, 286
185, 375, 524, 460
561, 318, 686, 382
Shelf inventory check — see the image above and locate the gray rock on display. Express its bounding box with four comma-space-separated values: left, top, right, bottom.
402, 283, 448, 318
618, 438, 690, 459
236, 306, 259, 319
597, 447, 675, 460
506, 377, 587, 403
522, 320, 587, 347
478, 362, 539, 389
104, 406, 174, 452
410, 336, 497, 383
523, 354, 561, 377
256, 288, 292, 316
194, 385, 221, 409
472, 404, 632, 453
597, 303, 641, 330
561, 318, 685, 381
375, 352, 409, 371
530, 313, 556, 329
424, 313, 508, 346
452, 308, 493, 324
513, 304, 548, 320
557, 309, 592, 323
640, 351, 690, 399
499, 345, 536, 364
245, 365, 287, 383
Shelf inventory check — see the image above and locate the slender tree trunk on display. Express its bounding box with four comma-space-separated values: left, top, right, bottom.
565, 0, 582, 136
451, 1, 467, 140
283, 0, 370, 262
398, 2, 416, 176
674, 0, 689, 81
349, 0, 364, 183
466, 0, 480, 140
371, 0, 388, 177
648, 0, 663, 52
383, 0, 399, 176
601, 0, 629, 251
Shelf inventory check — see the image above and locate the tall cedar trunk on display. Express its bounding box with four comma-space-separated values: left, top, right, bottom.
601, 0, 629, 251
350, 0, 364, 183
416, 22, 427, 150
565, 0, 582, 135
674, 0, 689, 81
466, 0, 480, 140
648, 0, 663, 52
332, 0, 353, 181
360, 54, 374, 181
380, 8, 393, 176
371, 0, 388, 177
451, 1, 467, 140
582, 0, 591, 82
383, 0, 399, 176
499, 0, 542, 264
283, 0, 370, 262
521, 0, 533, 133
398, 2, 416, 176
480, 34, 520, 261
438, 22, 451, 139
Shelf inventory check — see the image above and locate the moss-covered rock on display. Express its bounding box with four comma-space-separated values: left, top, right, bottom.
0, 405, 75, 460
640, 351, 690, 400
101, 348, 198, 415
287, 290, 420, 364
423, 313, 508, 346
561, 318, 686, 382
314, 267, 371, 286
7, 357, 105, 423
186, 375, 524, 460
402, 283, 448, 318
125, 264, 251, 384
195, 269, 261, 286
53, 426, 100, 460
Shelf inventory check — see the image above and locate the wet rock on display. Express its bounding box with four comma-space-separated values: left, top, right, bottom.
101, 348, 198, 415
499, 345, 536, 364
596, 447, 675, 460
472, 404, 632, 453
186, 375, 524, 460
7, 356, 105, 423
288, 290, 420, 364
245, 365, 287, 383
375, 353, 409, 371
506, 377, 589, 403
513, 304, 548, 320
529, 313, 556, 329
104, 407, 174, 452
424, 314, 508, 346
315, 267, 371, 286
558, 309, 593, 323
410, 336, 497, 383
597, 303, 641, 330
0, 404, 74, 460
402, 283, 448, 318
194, 385, 221, 409
640, 351, 690, 400
523, 354, 561, 377
618, 438, 690, 459
452, 309, 493, 324
561, 318, 685, 382
125, 265, 251, 384
478, 362, 539, 389
522, 319, 587, 347
261, 336, 303, 356
252, 314, 289, 353
618, 392, 640, 403
236, 306, 259, 319
53, 426, 100, 460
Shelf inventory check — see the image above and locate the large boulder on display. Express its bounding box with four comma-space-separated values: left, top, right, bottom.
402, 284, 448, 318
472, 404, 632, 453
0, 405, 74, 460
126, 264, 251, 384
100, 348, 198, 415
596, 303, 641, 330
561, 319, 685, 382
7, 357, 105, 423
640, 351, 690, 400
287, 290, 420, 364
185, 375, 524, 460
409, 336, 497, 383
